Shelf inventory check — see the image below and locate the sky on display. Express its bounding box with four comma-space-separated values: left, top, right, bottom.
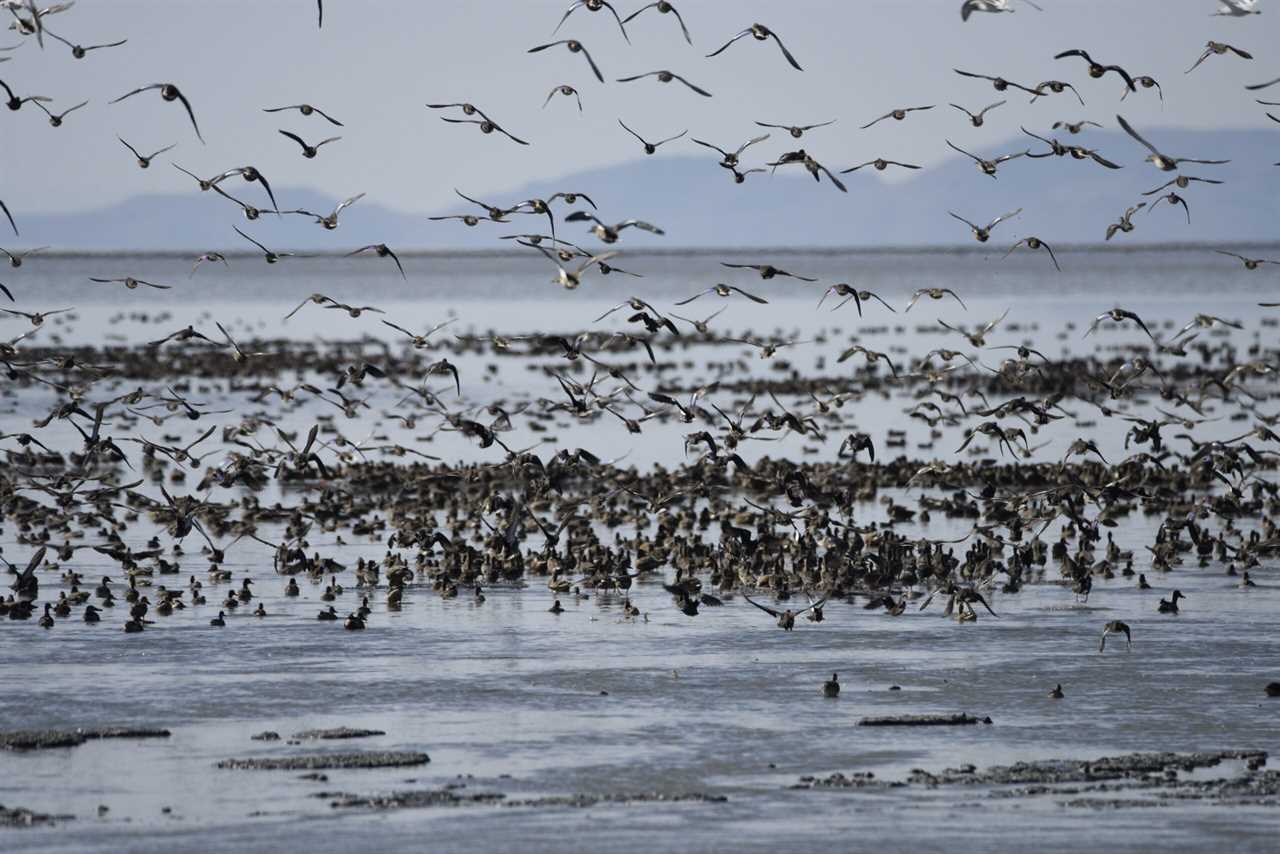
1, 0, 1276, 217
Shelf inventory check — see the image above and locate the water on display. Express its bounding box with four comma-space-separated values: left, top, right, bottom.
2, 248, 1280, 853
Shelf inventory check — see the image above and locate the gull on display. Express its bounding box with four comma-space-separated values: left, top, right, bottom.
946, 140, 1026, 177
951, 100, 1006, 127
32, 97, 86, 126
707, 23, 803, 71
1, 244, 45, 267
674, 284, 767, 306
817, 284, 896, 315
189, 253, 227, 277
939, 309, 1008, 347
961, 0, 1042, 21
1146, 176, 1223, 197
618, 119, 685, 154
692, 133, 768, 168
742, 593, 828, 630
1, 306, 70, 326
0, 199, 14, 236
1216, 250, 1279, 270
263, 103, 343, 125
1086, 308, 1156, 341
89, 276, 170, 290
0, 77, 49, 110
44, 30, 125, 58
381, 319, 454, 348
286, 193, 364, 230
1052, 119, 1102, 134
527, 241, 616, 289
1214, 0, 1261, 14
117, 136, 174, 169
840, 158, 920, 173
1030, 80, 1085, 106
528, 39, 605, 84
1099, 620, 1131, 652
721, 262, 816, 281
1117, 115, 1229, 171
346, 244, 405, 278
553, 0, 629, 43
1187, 41, 1253, 74
1004, 237, 1061, 271
837, 345, 899, 377
1053, 49, 1136, 90
953, 68, 1037, 94
754, 119, 835, 139
1147, 191, 1191, 224
110, 83, 203, 143
278, 129, 341, 159
565, 211, 663, 243
767, 149, 847, 192
233, 226, 293, 264
543, 84, 582, 111
1105, 203, 1146, 240
622, 2, 691, 44
616, 69, 711, 97
948, 208, 1021, 242
861, 105, 934, 129
906, 288, 967, 311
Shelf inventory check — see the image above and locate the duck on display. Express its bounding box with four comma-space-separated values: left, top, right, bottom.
284, 578, 300, 597
1137, 573, 1152, 590
1157, 590, 1185, 613
549, 598, 564, 614
317, 606, 338, 621
83, 604, 101, 623
1240, 572, 1256, 588
823, 673, 840, 697
1048, 684, 1064, 699
209, 611, 226, 627
38, 603, 54, 628
344, 613, 365, 630
124, 618, 145, 633
253, 603, 267, 617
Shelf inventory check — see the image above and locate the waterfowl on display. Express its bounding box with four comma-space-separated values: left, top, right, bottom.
621, 2, 691, 44
1157, 590, 1185, 613
38, 603, 53, 628
618, 119, 686, 155
277, 129, 341, 159
117, 137, 175, 169
754, 119, 835, 138
83, 604, 101, 623
861, 105, 934, 129
284, 578, 300, 596
706, 23, 803, 71
254, 603, 267, 617
1049, 684, 1064, 699
549, 598, 564, 613
823, 673, 840, 697
209, 611, 226, 627
528, 39, 605, 84
123, 618, 145, 633
1099, 620, 1131, 652
616, 69, 712, 97
344, 613, 365, 630
317, 606, 338, 620
742, 593, 827, 630
1187, 41, 1253, 74
110, 83, 204, 143
948, 208, 1021, 242
543, 84, 582, 111
1117, 115, 1230, 171
951, 100, 1006, 127
263, 103, 343, 125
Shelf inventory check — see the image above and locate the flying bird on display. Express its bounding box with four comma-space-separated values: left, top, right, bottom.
622, 2, 691, 44
1187, 41, 1253, 74
616, 70, 711, 97
110, 83, 203, 143
618, 119, 686, 154
706, 23, 803, 71
1116, 114, 1230, 171
528, 39, 605, 83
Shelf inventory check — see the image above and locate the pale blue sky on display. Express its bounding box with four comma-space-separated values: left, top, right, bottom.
2, 0, 1275, 215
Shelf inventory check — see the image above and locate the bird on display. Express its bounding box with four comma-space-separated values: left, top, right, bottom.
346, 244, 406, 278
840, 158, 921, 173
45, 31, 127, 59
110, 83, 203, 143
906, 288, 967, 311
823, 673, 840, 697
1117, 115, 1231, 171
1147, 191, 1191, 224
1048, 684, 1064, 699
961, 0, 1043, 21
263, 103, 343, 125
1029, 80, 1085, 106
117, 137, 175, 169
742, 593, 828, 630
948, 209, 1021, 242
754, 119, 835, 139
528, 39, 605, 84
1142, 175, 1221, 196
953, 68, 1037, 94
1053, 49, 1136, 90
1214, 0, 1261, 15
0, 78, 50, 111
1004, 237, 1061, 271
817, 284, 896, 315
32, 98, 87, 127
1099, 621, 1132, 652
861, 105, 934, 129
89, 276, 171, 290
565, 211, 663, 243
1105, 203, 1146, 240
1187, 41, 1253, 74
945, 140, 1027, 177
526, 241, 617, 290
618, 119, 685, 154
233, 226, 293, 264
616, 70, 711, 97
1052, 119, 1102, 134
277, 129, 341, 159
1157, 590, 1186, 614
0, 199, 15, 236
692, 134, 769, 168
287, 193, 364, 230
674, 284, 768, 306
1086, 308, 1156, 341
543, 84, 582, 111
767, 149, 847, 192
951, 100, 1006, 127
722, 262, 816, 281
0, 245, 46, 267
621, 2, 691, 44
553, 0, 629, 42
707, 23, 803, 71
1216, 250, 1279, 270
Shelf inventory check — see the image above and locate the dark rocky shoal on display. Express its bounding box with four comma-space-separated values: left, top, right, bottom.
216, 751, 429, 770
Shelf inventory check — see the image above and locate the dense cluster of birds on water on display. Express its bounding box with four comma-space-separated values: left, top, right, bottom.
2, 0, 1280, 697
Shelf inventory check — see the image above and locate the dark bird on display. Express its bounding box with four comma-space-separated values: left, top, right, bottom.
1117, 115, 1230, 171
117, 137, 175, 169
616, 69, 712, 97
742, 593, 828, 630
528, 39, 605, 83
946, 139, 1026, 177
1005, 236, 1061, 271
45, 31, 127, 58
1053, 49, 1136, 89
707, 23, 803, 71
618, 119, 685, 154
1187, 41, 1253, 74
951, 100, 1006, 127
110, 83, 203, 143
622, 2, 691, 44
264, 103, 343, 125
32, 97, 87, 126
861, 105, 934, 129
278, 129, 341, 158
346, 244, 405, 278
553, 0, 629, 43
953, 68, 1037, 94
544, 84, 582, 111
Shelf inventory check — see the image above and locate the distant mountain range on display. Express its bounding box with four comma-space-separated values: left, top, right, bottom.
16, 127, 1276, 251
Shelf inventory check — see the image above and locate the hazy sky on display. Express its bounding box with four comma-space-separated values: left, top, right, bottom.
3, 0, 1276, 216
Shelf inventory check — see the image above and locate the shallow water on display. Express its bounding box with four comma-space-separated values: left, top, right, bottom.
3, 249, 1280, 853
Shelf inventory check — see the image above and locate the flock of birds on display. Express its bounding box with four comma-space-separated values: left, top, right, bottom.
1, 1, 1280, 702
